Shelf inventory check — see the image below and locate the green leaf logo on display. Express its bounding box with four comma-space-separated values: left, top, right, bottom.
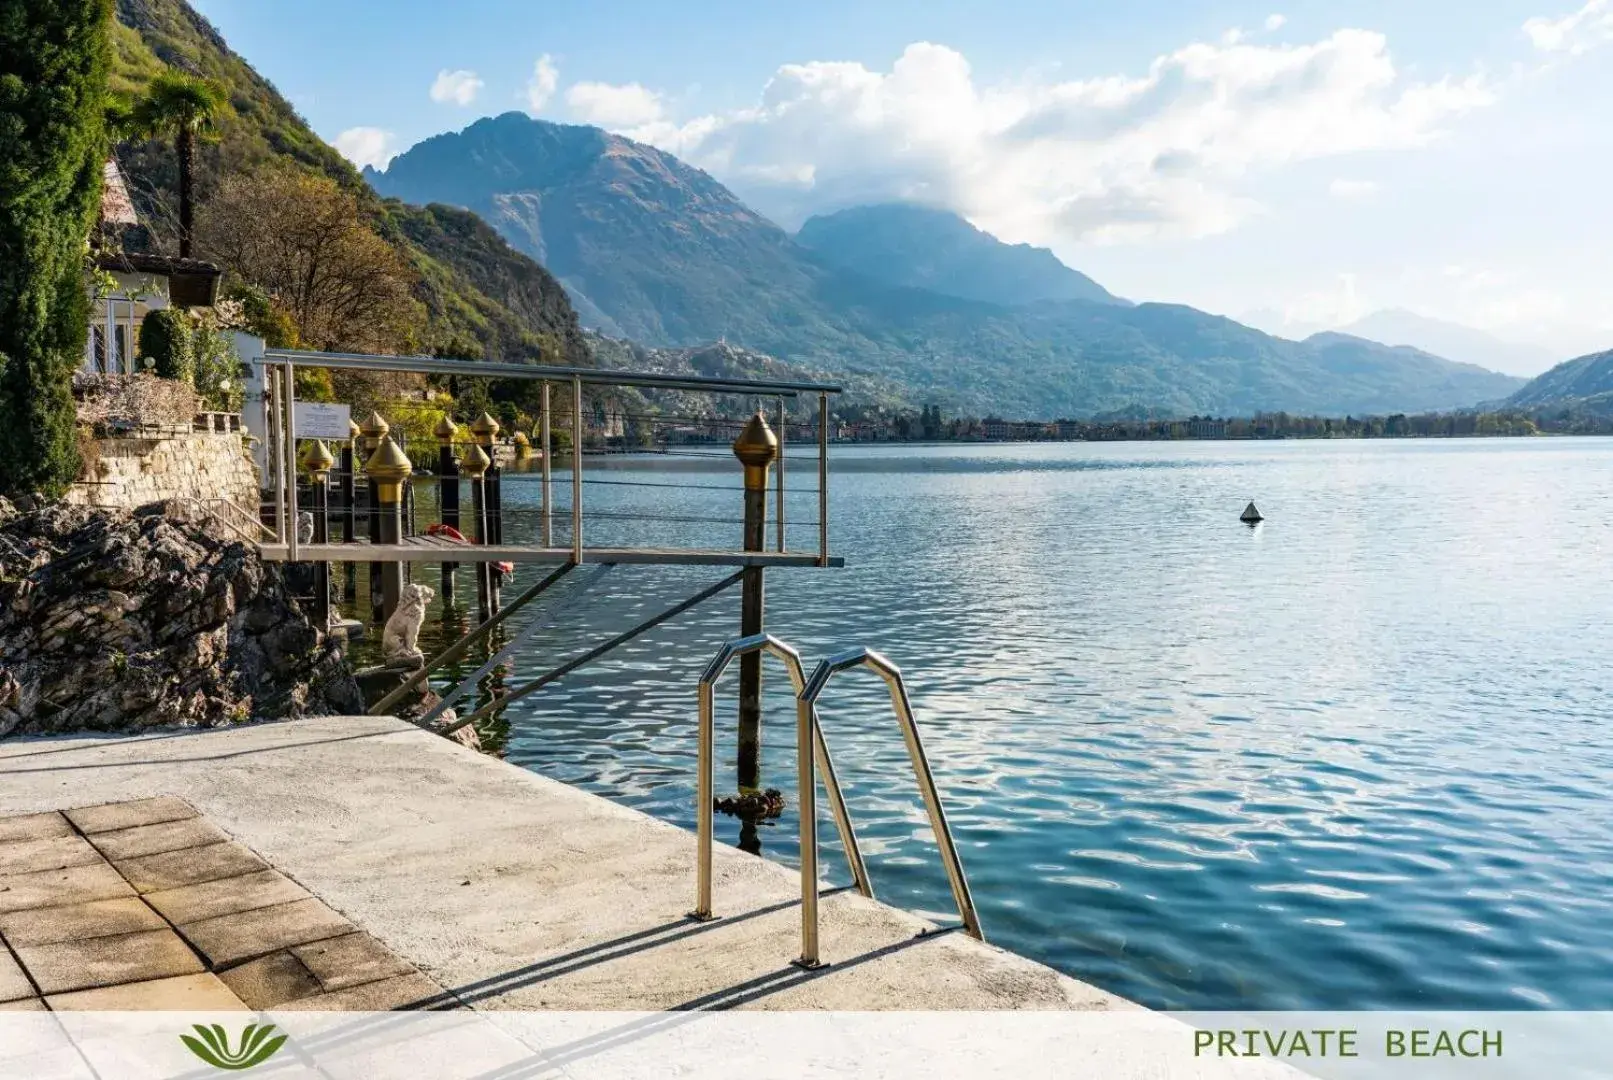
179, 1023, 289, 1071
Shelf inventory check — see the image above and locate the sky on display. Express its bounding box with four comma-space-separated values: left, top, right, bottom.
191, 0, 1613, 365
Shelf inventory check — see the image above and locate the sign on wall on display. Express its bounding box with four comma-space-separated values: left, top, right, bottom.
293, 403, 352, 441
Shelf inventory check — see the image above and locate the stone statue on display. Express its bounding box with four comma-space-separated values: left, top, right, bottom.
297, 511, 314, 543
381, 583, 435, 667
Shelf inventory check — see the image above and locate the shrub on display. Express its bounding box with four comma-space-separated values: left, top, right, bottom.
138, 308, 193, 381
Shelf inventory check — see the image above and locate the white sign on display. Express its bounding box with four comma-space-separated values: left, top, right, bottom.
293, 402, 352, 440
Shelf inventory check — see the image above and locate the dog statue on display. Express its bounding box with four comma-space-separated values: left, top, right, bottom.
381, 583, 435, 667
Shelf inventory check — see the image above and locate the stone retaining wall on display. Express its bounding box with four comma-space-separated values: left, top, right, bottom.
65, 432, 260, 511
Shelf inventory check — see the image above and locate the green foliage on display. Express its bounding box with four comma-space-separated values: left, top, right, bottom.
138, 306, 192, 380
225, 282, 297, 347
0, 0, 112, 497
188, 307, 242, 412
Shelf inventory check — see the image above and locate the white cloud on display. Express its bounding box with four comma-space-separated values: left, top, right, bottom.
1524, 0, 1612, 53
332, 127, 398, 170
1265, 14, 1288, 31
620, 32, 1491, 246
430, 69, 484, 107
566, 81, 667, 128
526, 54, 559, 112
1328, 178, 1381, 199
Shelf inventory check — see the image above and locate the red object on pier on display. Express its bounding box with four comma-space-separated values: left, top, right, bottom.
426, 523, 514, 575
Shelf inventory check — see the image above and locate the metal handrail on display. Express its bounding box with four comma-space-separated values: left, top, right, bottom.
692, 634, 871, 952
799, 647, 983, 960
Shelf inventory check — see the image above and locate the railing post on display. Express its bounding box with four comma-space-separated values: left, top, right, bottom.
540, 381, 553, 548
691, 677, 716, 921
571, 376, 583, 564
776, 397, 786, 553
461, 441, 492, 624
436, 415, 460, 611
795, 691, 820, 968
732, 412, 778, 793
341, 418, 358, 602
300, 440, 334, 630
364, 435, 411, 624
470, 412, 502, 615
818, 392, 829, 567
360, 411, 390, 623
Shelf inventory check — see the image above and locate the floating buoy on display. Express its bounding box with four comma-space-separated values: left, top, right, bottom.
1240, 501, 1263, 524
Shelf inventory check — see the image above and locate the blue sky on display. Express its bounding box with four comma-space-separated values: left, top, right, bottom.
192, 0, 1612, 365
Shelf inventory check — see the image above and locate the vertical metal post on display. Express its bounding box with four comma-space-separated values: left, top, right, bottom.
691, 679, 715, 921
776, 397, 786, 553
365, 436, 411, 624
283, 362, 300, 562
732, 413, 778, 793
795, 695, 820, 967
270, 366, 286, 545
571, 376, 583, 565
470, 459, 490, 623
436, 417, 459, 611
301, 441, 334, 631
470, 412, 502, 616
361, 412, 389, 623
341, 421, 357, 601
818, 392, 829, 567
540, 381, 553, 548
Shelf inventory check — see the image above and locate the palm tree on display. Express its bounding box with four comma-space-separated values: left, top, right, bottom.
130, 73, 229, 258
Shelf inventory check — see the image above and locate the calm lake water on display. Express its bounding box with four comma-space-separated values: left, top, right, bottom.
381, 437, 1613, 1011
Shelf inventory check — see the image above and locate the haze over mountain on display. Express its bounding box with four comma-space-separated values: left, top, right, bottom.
794, 204, 1126, 308
368, 112, 1521, 418
1507, 348, 1613, 415
1244, 307, 1563, 378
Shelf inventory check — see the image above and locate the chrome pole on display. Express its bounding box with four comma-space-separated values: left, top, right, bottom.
271, 365, 286, 546
571, 375, 583, 564
284, 361, 300, 562
817, 391, 828, 566
692, 678, 715, 921
796, 695, 820, 967
880, 666, 982, 940
540, 381, 553, 548
776, 396, 786, 553
811, 710, 872, 898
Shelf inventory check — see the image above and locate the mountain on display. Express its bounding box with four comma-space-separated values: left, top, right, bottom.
109, 0, 588, 366
370, 113, 1522, 418
1335, 310, 1561, 378
1506, 348, 1613, 414
794, 204, 1125, 307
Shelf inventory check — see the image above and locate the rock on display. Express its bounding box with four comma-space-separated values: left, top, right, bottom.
0, 503, 361, 734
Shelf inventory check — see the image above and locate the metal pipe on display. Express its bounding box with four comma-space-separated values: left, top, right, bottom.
263, 348, 841, 396
571, 376, 583, 565
271, 366, 286, 546
284, 362, 300, 562
817, 391, 829, 567
795, 693, 819, 966
811, 712, 872, 898
692, 678, 716, 921
776, 397, 786, 553
369, 564, 574, 716
540, 381, 553, 548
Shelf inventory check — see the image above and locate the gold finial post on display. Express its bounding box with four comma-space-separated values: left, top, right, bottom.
731, 409, 779, 794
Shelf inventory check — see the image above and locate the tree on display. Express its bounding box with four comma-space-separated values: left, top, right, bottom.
128, 73, 228, 258
198, 165, 421, 354
0, 0, 112, 497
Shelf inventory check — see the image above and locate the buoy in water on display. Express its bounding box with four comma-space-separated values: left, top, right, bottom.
1240, 501, 1263, 524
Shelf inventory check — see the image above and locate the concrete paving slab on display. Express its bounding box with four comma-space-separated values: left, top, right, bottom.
144, 869, 309, 925
0, 997, 45, 1011
293, 932, 416, 992
0, 834, 102, 876
46, 972, 248, 1011
0, 896, 167, 948
276, 971, 454, 1011
65, 796, 197, 835
178, 898, 355, 968
0, 947, 34, 1003
86, 817, 229, 862
113, 841, 270, 894
13, 927, 205, 995
0, 812, 73, 845
0, 861, 136, 913
0, 718, 1134, 1012
217, 950, 323, 1009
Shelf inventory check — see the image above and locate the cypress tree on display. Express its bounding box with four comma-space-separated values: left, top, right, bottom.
0, 0, 112, 497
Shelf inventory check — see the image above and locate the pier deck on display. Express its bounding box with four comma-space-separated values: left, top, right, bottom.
0, 717, 1122, 1012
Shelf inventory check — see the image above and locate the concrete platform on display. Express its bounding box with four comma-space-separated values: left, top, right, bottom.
0, 717, 1131, 1012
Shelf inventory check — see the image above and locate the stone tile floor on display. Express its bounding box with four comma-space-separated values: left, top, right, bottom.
0, 798, 453, 1011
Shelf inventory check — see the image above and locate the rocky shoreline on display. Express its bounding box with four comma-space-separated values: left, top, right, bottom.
0, 498, 362, 734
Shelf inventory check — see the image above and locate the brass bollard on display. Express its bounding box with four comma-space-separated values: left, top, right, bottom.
732, 411, 779, 794
341, 418, 359, 601
300, 439, 334, 630
460, 441, 493, 624
364, 435, 412, 624
469, 411, 502, 614
436, 415, 460, 611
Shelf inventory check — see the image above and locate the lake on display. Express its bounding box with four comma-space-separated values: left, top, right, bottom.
384, 437, 1613, 1011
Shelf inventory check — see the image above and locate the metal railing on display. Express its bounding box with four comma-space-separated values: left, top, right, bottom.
694, 635, 981, 969
170, 497, 274, 544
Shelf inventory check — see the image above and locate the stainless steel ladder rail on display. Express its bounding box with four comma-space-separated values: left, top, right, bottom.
797, 646, 984, 965
692, 634, 872, 947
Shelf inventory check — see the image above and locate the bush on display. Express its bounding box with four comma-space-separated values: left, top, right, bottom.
138, 308, 193, 381
189, 310, 243, 413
